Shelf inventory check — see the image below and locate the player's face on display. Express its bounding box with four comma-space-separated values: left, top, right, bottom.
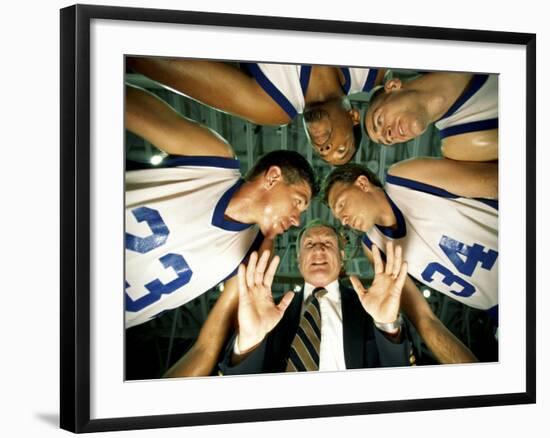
298, 226, 343, 287
304, 102, 359, 166
327, 180, 376, 232
365, 90, 429, 145
260, 180, 312, 239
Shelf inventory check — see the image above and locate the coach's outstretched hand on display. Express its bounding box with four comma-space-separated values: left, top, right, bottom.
350, 241, 408, 328
236, 251, 295, 354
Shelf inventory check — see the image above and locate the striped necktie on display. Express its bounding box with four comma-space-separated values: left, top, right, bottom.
286, 288, 327, 372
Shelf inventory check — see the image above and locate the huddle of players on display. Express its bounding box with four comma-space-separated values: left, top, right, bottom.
125, 58, 498, 376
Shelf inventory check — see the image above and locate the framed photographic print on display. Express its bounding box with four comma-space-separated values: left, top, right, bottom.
60, 4, 536, 433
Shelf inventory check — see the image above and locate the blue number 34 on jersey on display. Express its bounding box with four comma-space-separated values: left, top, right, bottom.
421, 235, 498, 298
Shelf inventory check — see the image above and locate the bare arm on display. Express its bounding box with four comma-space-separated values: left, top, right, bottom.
388, 157, 497, 199
163, 275, 239, 377
361, 243, 477, 363
127, 57, 291, 126
399, 276, 478, 363
441, 129, 498, 162
125, 85, 234, 158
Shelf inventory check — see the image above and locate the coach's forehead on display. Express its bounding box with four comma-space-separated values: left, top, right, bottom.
301, 225, 337, 244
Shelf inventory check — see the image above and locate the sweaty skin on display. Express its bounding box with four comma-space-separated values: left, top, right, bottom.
364, 73, 498, 162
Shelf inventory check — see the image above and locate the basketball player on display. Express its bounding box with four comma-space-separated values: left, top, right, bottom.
125, 84, 317, 376
322, 158, 498, 363
364, 72, 498, 161
126, 57, 386, 165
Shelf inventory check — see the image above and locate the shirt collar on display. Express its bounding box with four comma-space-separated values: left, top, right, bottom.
303, 279, 340, 302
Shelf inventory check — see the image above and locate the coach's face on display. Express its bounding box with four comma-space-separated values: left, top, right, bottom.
298, 225, 344, 287
304, 100, 360, 165
259, 167, 312, 239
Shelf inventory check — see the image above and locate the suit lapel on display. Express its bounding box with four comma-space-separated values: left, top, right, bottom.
340, 285, 366, 369
273, 289, 303, 346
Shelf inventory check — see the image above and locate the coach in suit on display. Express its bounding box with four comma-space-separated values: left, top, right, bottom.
219, 220, 411, 374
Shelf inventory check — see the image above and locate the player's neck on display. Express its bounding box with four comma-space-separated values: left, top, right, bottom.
411, 72, 474, 122
304, 66, 345, 103
224, 182, 259, 225
375, 190, 397, 228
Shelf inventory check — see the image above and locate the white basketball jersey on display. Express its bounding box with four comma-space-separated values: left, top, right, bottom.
243, 63, 378, 119
340, 67, 379, 95
362, 174, 498, 310
435, 74, 498, 139
125, 156, 261, 328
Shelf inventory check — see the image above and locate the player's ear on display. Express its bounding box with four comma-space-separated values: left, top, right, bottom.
349, 108, 361, 126
264, 165, 283, 189
354, 174, 372, 192
384, 78, 402, 93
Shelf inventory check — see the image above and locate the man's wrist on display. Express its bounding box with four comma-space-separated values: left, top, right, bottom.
374, 314, 403, 335
234, 334, 263, 356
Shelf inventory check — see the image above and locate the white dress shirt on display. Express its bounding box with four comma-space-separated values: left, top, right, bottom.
234, 280, 348, 370
302, 280, 346, 371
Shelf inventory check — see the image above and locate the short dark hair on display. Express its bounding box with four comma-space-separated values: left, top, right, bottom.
321, 163, 383, 204
245, 150, 319, 197
369, 85, 386, 107
295, 219, 346, 257
302, 97, 362, 165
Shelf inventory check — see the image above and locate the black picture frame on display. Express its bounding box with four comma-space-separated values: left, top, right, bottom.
60, 4, 536, 433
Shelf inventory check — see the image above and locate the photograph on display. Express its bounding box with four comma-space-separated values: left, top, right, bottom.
59, 4, 535, 432
123, 57, 499, 380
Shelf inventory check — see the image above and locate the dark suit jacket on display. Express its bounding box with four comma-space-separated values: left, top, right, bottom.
219, 284, 410, 375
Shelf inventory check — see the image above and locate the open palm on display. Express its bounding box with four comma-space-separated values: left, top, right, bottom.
236, 251, 295, 353
350, 242, 408, 324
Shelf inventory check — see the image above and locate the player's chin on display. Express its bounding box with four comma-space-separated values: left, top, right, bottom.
351, 218, 368, 233
263, 223, 284, 239
326, 154, 348, 166
410, 118, 427, 137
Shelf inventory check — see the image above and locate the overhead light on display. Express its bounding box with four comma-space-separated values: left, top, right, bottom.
422, 289, 431, 298
150, 155, 163, 165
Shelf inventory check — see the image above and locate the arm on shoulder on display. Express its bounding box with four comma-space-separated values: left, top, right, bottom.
441, 129, 498, 162
126, 57, 291, 126
388, 156, 497, 199
361, 242, 478, 364
125, 84, 235, 158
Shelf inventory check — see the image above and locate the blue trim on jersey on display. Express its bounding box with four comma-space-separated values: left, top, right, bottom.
361, 233, 387, 262
340, 68, 352, 94
300, 66, 312, 96
211, 179, 254, 232
386, 174, 498, 211
222, 230, 264, 281
439, 118, 498, 139
475, 198, 499, 210
159, 156, 241, 169
386, 174, 458, 199
242, 63, 298, 119
364, 69, 378, 92
362, 233, 373, 249
375, 192, 407, 238
438, 74, 489, 121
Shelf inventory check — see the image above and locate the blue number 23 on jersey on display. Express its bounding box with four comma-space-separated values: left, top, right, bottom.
125, 206, 193, 313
